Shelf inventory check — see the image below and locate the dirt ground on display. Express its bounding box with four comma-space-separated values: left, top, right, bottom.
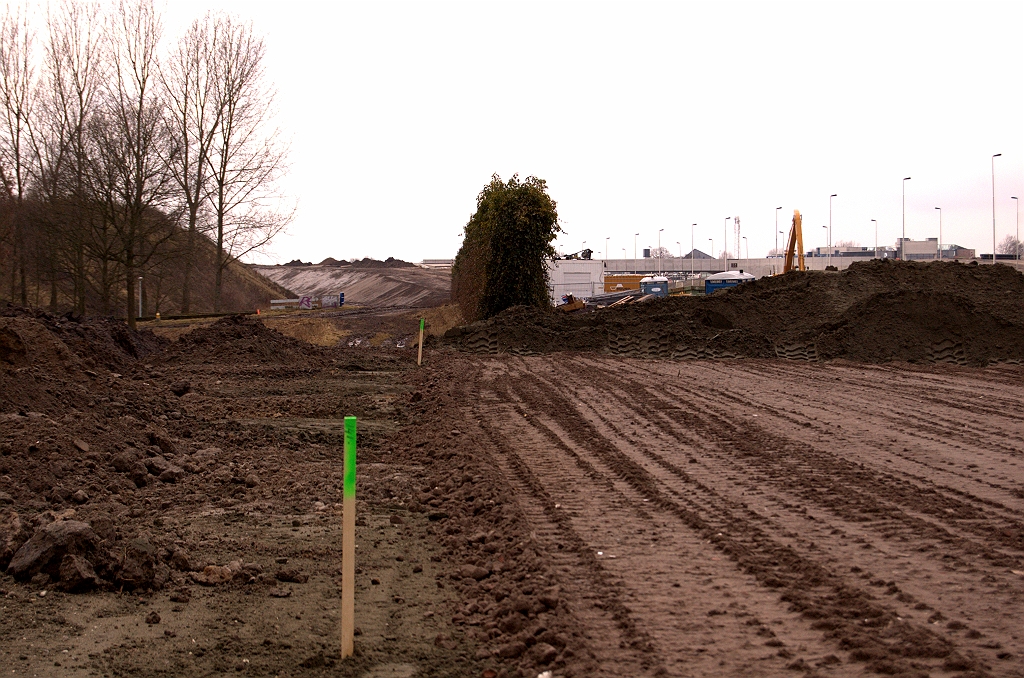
2, 298, 1023, 677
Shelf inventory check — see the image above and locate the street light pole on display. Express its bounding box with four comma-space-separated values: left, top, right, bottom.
605, 237, 610, 261
992, 154, 1002, 264
829, 194, 837, 268
691, 224, 696, 278
871, 219, 877, 257
742, 236, 748, 259
634, 233, 639, 274
902, 177, 911, 260
658, 228, 664, 274
775, 207, 782, 257
822, 225, 827, 264
935, 207, 941, 260
708, 238, 714, 272
1012, 196, 1019, 263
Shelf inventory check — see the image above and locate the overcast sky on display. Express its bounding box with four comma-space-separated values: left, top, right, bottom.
163, 1, 1023, 262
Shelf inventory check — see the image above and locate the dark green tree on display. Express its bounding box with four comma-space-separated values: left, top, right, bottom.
451, 174, 560, 322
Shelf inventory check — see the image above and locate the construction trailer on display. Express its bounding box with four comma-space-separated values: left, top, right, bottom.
546, 259, 604, 304
705, 270, 755, 295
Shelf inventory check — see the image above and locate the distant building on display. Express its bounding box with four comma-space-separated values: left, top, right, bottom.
896, 239, 974, 260
419, 259, 454, 269
810, 245, 896, 258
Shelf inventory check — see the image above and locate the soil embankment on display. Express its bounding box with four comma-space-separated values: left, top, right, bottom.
443, 260, 1024, 365
253, 261, 451, 308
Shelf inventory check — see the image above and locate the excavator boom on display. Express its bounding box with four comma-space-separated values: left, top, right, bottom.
783, 210, 805, 273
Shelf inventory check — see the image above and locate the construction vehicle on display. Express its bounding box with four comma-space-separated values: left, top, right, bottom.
554, 248, 593, 260
783, 210, 806, 273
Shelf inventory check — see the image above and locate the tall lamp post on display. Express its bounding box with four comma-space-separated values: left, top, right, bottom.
871, 219, 877, 257
742, 236, 748, 259
605, 236, 610, 261
708, 238, 714, 271
775, 207, 782, 257
902, 177, 911, 260
691, 224, 696, 277
822, 225, 827, 264
1012, 196, 1019, 263
658, 228, 664, 274
992, 154, 1001, 264
935, 207, 942, 260
829, 194, 837, 268
633, 233, 639, 274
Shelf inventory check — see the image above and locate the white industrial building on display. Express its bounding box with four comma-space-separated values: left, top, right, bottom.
546, 259, 605, 303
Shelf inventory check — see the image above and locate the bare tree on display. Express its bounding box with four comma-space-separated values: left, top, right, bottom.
33, 0, 107, 313
160, 13, 224, 313
649, 246, 672, 259
0, 5, 38, 304
997, 234, 1023, 258
834, 239, 860, 248
206, 16, 289, 311
95, 0, 178, 328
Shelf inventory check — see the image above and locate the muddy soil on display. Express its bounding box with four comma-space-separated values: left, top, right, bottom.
443, 260, 1024, 366
2, 305, 1023, 678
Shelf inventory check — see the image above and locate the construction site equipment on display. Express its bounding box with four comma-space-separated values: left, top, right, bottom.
783, 210, 806, 273
705, 270, 755, 294
555, 248, 593, 260
604, 275, 643, 292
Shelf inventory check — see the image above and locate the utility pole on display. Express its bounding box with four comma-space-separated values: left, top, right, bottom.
935, 207, 942, 260
902, 177, 911, 260
871, 219, 877, 257
992, 154, 1001, 264
775, 207, 782, 257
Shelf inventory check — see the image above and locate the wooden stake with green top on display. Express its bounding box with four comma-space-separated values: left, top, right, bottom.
340, 416, 357, 658
417, 317, 425, 366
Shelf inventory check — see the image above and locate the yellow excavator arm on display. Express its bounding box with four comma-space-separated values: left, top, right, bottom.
783, 210, 805, 273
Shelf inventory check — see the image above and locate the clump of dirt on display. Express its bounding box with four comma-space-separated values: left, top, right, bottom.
442, 260, 1024, 365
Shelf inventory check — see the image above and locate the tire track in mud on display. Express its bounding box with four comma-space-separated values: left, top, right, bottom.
479, 375, 857, 676
489, 357, 982, 676
547, 357, 1024, 661
591, 358, 1024, 559
543, 355, 1023, 673
471, 392, 661, 676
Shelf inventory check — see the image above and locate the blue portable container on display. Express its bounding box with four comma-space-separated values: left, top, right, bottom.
704, 271, 755, 295
639, 276, 669, 297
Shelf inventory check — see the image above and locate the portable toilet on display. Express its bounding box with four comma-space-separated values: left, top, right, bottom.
704, 270, 755, 295
639, 276, 669, 297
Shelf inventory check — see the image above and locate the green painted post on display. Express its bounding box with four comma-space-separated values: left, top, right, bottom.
344, 416, 357, 498
341, 416, 356, 657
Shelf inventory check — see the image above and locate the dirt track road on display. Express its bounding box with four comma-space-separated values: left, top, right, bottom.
450, 355, 1024, 677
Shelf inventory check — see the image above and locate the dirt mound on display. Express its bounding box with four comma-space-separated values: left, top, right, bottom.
0, 307, 168, 414
165, 314, 322, 364
2, 305, 166, 370
442, 260, 1024, 365
347, 256, 416, 268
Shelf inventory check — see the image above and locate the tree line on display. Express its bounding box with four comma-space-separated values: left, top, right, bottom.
0, 0, 288, 327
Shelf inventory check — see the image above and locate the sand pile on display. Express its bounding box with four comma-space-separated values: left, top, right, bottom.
442, 260, 1024, 365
